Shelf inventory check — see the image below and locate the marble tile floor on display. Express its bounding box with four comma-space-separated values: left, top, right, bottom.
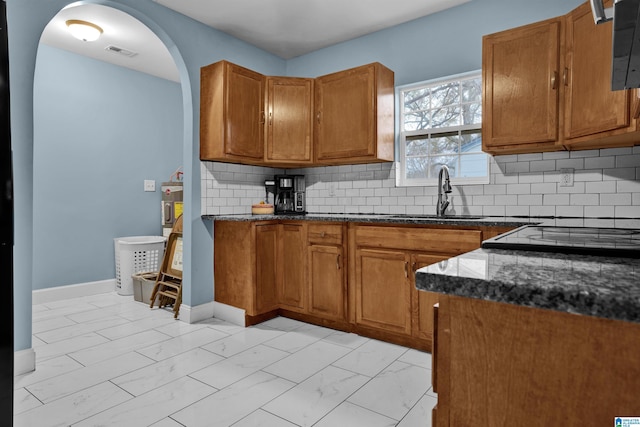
15, 292, 437, 426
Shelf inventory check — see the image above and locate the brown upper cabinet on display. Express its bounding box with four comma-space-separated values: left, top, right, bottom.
315, 63, 395, 165
265, 77, 314, 166
200, 61, 395, 167
200, 61, 266, 164
482, 1, 640, 155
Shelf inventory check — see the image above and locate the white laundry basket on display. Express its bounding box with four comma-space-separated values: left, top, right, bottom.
114, 236, 166, 296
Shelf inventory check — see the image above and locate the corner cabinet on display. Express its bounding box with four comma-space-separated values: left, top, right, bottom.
214, 220, 307, 322
200, 61, 395, 167
482, 1, 640, 155
315, 63, 395, 165
200, 61, 265, 164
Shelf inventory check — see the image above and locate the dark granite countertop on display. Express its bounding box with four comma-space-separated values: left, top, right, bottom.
205, 212, 640, 323
415, 247, 640, 324
202, 212, 534, 227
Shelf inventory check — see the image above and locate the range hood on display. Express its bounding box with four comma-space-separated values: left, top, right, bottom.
591, 0, 640, 90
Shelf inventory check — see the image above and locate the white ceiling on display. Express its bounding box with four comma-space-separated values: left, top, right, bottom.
40, 4, 180, 82
41, 0, 470, 82
154, 0, 471, 59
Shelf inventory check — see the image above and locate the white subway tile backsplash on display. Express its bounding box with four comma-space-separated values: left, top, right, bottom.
529, 160, 556, 172
570, 194, 599, 206
585, 181, 616, 194
542, 151, 570, 160
585, 206, 614, 217
505, 206, 530, 216
585, 156, 615, 169
201, 147, 640, 219
603, 168, 636, 181
557, 158, 584, 170
569, 149, 600, 158
557, 205, 584, 217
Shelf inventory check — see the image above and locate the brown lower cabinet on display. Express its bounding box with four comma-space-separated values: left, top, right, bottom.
214, 220, 513, 351
433, 295, 640, 426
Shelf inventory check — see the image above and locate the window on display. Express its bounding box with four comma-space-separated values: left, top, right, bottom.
397, 71, 489, 187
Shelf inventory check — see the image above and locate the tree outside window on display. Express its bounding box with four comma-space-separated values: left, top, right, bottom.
397, 72, 488, 186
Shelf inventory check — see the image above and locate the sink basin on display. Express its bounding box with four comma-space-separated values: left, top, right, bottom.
386, 214, 486, 220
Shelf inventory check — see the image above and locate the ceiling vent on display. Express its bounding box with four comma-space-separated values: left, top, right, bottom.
104, 45, 138, 58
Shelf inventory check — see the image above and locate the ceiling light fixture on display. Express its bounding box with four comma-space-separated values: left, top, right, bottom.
65, 19, 103, 42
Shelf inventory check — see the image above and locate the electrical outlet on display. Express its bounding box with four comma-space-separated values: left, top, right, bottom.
329, 182, 336, 197
559, 168, 574, 187
144, 179, 156, 192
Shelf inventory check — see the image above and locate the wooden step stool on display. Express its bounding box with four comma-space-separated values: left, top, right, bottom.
149, 231, 183, 318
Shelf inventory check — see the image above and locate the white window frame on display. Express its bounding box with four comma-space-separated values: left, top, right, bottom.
395, 70, 489, 187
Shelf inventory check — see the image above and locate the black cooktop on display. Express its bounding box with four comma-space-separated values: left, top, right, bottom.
481, 225, 640, 258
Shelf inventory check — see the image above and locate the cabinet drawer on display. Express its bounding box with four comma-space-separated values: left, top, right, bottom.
308, 223, 343, 245
355, 226, 481, 254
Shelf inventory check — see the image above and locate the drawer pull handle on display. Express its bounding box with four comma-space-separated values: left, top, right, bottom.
321, 231, 326, 238
404, 261, 409, 278
336, 254, 341, 270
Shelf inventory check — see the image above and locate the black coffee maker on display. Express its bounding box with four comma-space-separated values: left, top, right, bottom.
274, 175, 305, 214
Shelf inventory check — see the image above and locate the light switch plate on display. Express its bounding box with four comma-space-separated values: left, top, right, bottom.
144, 180, 156, 192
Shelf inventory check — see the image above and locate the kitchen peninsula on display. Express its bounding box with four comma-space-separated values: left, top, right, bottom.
416, 233, 640, 426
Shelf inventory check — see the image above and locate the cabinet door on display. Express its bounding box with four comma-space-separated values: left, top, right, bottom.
226, 62, 265, 160
563, 2, 633, 143
315, 64, 376, 160
266, 77, 313, 165
411, 254, 450, 343
482, 18, 562, 153
255, 224, 278, 314
278, 223, 306, 311
355, 249, 411, 334
308, 244, 345, 322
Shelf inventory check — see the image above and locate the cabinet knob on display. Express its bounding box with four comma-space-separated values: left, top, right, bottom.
321, 231, 326, 238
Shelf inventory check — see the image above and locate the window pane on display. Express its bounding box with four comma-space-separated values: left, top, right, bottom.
461, 132, 482, 153
432, 106, 461, 128
459, 153, 488, 177
462, 78, 481, 103
430, 133, 459, 155
431, 82, 459, 107
404, 112, 430, 131
430, 156, 457, 178
462, 103, 482, 125
406, 138, 429, 156
406, 157, 430, 179
399, 72, 487, 185
404, 88, 430, 112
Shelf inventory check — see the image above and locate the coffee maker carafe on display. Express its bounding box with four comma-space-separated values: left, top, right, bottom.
274, 175, 305, 214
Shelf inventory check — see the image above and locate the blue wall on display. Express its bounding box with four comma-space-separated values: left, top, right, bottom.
287, 0, 584, 83
8, 0, 286, 352
32, 44, 183, 290
8, 0, 585, 352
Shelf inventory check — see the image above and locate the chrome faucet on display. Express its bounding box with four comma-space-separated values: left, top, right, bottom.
436, 165, 452, 217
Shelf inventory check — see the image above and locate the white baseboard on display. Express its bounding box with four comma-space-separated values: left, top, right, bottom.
212, 301, 246, 327
14, 348, 36, 375
179, 301, 215, 324
32, 279, 115, 305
